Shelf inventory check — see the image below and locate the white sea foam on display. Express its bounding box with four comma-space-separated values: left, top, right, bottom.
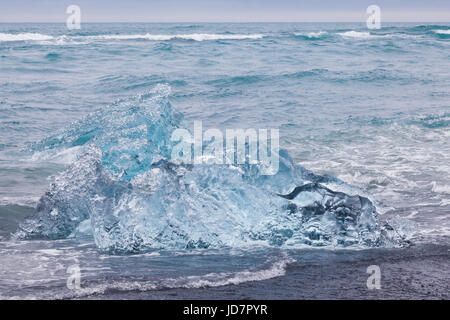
0, 196, 39, 207
294, 31, 328, 38
0, 33, 53, 42
53, 254, 295, 299
338, 31, 373, 39
178, 255, 294, 288
0, 33, 263, 44
85, 33, 264, 41
30, 145, 83, 165
434, 29, 450, 35
338, 31, 419, 40
0, 254, 295, 299
431, 181, 450, 194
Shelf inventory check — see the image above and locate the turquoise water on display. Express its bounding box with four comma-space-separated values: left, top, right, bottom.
0, 23, 449, 299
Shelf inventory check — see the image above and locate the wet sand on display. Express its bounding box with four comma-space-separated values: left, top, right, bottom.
88, 242, 449, 300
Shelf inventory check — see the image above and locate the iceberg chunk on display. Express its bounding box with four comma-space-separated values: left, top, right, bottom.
15, 85, 412, 252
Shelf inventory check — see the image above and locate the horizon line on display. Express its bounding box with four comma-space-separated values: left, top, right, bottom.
1, 21, 449, 24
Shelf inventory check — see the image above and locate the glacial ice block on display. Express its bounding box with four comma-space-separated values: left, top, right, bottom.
15, 85, 410, 252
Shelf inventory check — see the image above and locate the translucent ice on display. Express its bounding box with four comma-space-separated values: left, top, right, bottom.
32, 84, 180, 180
15, 85, 412, 252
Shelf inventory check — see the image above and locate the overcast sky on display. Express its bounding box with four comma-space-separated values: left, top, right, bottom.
0, 0, 449, 22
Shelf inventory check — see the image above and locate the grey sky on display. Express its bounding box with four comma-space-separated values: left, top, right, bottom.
0, 0, 449, 22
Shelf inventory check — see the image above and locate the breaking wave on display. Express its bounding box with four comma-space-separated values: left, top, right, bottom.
433, 29, 450, 35
6, 254, 294, 299
338, 31, 374, 39
73, 255, 293, 297
0, 32, 53, 42
0, 33, 264, 43
2, 26, 449, 45
293, 31, 328, 40
85, 33, 265, 41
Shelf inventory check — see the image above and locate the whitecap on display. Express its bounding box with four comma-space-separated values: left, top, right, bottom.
0, 33, 263, 44
176, 255, 295, 288
338, 31, 419, 40
338, 31, 373, 39
294, 31, 328, 39
434, 29, 450, 35
51, 254, 295, 299
85, 33, 264, 41
431, 181, 450, 194
0, 33, 53, 42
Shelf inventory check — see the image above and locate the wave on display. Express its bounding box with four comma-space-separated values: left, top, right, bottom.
177, 256, 294, 288
433, 29, 450, 38
84, 33, 264, 41
434, 29, 450, 35
338, 31, 372, 39
0, 33, 264, 44
410, 112, 450, 128
1, 28, 448, 45
69, 255, 294, 299
294, 27, 443, 41
410, 24, 450, 32
0, 33, 53, 42
431, 181, 450, 194
294, 31, 328, 40
337, 30, 420, 40
0, 196, 39, 207
4, 254, 294, 299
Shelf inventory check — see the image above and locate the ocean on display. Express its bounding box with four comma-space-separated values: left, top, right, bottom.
0, 22, 449, 299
